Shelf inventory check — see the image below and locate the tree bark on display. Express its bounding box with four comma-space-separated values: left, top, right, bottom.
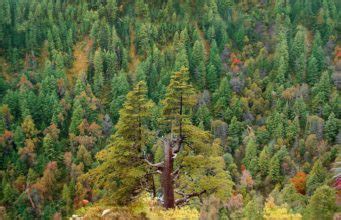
162, 140, 175, 209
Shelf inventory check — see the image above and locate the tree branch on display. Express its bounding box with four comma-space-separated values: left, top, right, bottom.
175, 190, 207, 206
172, 136, 184, 154
144, 159, 164, 168
172, 167, 181, 180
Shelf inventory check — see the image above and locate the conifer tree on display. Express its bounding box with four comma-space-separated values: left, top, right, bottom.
307, 55, 319, 85
147, 67, 233, 209
93, 48, 104, 94
258, 145, 271, 177
306, 160, 327, 195
311, 32, 325, 72
291, 26, 307, 83
243, 134, 258, 175
269, 154, 281, 182
213, 77, 232, 119
110, 71, 130, 124
85, 81, 153, 204
206, 64, 218, 92
191, 40, 206, 88
324, 112, 338, 143
304, 185, 336, 220
69, 100, 83, 135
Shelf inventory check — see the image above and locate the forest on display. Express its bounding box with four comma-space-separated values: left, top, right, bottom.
0, 0, 340, 219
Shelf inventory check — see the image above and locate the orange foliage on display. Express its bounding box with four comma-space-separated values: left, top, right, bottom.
67, 37, 93, 86
33, 161, 58, 200
290, 172, 307, 195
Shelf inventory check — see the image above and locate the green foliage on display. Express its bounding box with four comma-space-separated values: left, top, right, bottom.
243, 135, 258, 175
306, 160, 328, 195
0, 0, 339, 218
324, 112, 338, 143
93, 48, 104, 94
304, 185, 336, 220
85, 81, 153, 204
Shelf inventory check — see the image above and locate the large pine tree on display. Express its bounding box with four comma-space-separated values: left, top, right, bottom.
84, 81, 153, 204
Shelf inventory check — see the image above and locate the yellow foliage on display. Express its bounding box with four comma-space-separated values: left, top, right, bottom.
263, 196, 302, 220
75, 192, 199, 220
131, 192, 199, 220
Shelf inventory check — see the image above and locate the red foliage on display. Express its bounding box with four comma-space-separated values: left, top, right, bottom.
336, 50, 341, 59
290, 171, 307, 195
232, 58, 241, 64
334, 177, 341, 190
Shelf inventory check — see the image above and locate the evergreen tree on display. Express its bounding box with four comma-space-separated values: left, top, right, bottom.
324, 112, 338, 143
269, 154, 281, 182
311, 32, 325, 72
258, 145, 271, 177
206, 64, 218, 92
93, 48, 104, 94
110, 71, 130, 124
307, 55, 319, 85
191, 40, 206, 88
304, 185, 336, 220
243, 135, 258, 175
227, 116, 242, 152
306, 160, 328, 195
291, 26, 307, 83
69, 100, 84, 135
157, 66, 233, 209
85, 81, 153, 204
213, 77, 232, 119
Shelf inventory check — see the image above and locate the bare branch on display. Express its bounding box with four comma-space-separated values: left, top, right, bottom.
172, 136, 184, 154
172, 167, 181, 180
175, 190, 207, 206
144, 159, 164, 168
147, 171, 162, 175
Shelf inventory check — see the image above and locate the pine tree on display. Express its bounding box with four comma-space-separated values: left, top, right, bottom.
42, 134, 56, 161
258, 145, 271, 177
175, 48, 189, 71
269, 154, 281, 182
213, 77, 232, 119
311, 32, 325, 72
110, 71, 130, 124
243, 135, 258, 175
312, 71, 330, 102
93, 48, 104, 94
155, 67, 233, 209
274, 32, 289, 84
307, 55, 319, 85
98, 19, 111, 50
209, 40, 221, 77
206, 64, 218, 92
69, 100, 84, 135
62, 183, 73, 216
306, 160, 327, 195
227, 116, 242, 152
191, 40, 206, 88
324, 112, 338, 143
162, 67, 195, 135
304, 185, 336, 220
85, 81, 153, 204
291, 26, 307, 83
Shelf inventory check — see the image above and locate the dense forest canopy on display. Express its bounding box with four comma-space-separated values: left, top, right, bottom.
0, 0, 340, 219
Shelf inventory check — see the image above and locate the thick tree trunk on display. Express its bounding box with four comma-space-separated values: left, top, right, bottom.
162, 140, 175, 209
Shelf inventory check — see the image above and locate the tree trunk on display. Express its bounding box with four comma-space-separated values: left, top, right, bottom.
162, 140, 175, 209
